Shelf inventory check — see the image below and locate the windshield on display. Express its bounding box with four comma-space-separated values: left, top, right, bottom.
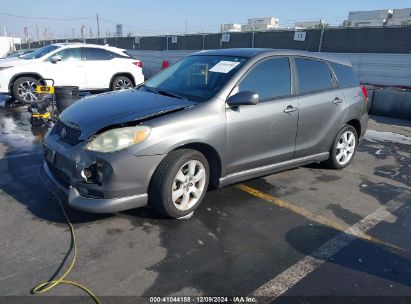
21, 45, 60, 59
142, 55, 248, 102
7, 52, 23, 58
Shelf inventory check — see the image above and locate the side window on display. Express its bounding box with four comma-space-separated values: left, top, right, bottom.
295, 58, 334, 94
52, 48, 81, 62
330, 62, 360, 88
83, 48, 112, 61
109, 51, 130, 58
238, 57, 291, 100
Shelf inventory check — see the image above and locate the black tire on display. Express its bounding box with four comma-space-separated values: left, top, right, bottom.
11, 76, 41, 104
149, 149, 210, 219
325, 125, 358, 170
110, 75, 134, 91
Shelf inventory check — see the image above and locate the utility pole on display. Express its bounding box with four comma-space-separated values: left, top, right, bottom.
24, 27, 29, 42
96, 13, 100, 38
36, 23, 39, 41
251, 24, 255, 48
81, 25, 86, 42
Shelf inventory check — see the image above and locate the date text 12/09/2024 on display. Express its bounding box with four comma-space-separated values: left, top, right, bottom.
149, 297, 257, 303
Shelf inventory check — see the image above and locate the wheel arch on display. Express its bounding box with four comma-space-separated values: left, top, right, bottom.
8, 73, 44, 92
109, 73, 136, 90
173, 142, 222, 189
345, 119, 361, 139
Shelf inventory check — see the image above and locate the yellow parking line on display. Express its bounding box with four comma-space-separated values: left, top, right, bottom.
235, 184, 407, 254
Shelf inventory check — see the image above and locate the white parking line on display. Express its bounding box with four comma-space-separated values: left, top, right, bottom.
251, 192, 409, 300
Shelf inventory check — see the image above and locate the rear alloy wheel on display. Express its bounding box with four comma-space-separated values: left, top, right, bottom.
325, 125, 358, 169
149, 149, 209, 219
12, 77, 41, 104
111, 76, 133, 91
335, 130, 356, 166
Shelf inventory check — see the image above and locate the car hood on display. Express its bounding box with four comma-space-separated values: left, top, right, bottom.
59, 90, 196, 140
0, 57, 23, 63
0, 58, 38, 67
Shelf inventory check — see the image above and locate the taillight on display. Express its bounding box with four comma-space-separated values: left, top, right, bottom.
162, 60, 170, 69
133, 61, 143, 68
361, 85, 369, 103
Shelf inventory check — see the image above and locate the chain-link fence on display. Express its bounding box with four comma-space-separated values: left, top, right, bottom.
17, 26, 411, 54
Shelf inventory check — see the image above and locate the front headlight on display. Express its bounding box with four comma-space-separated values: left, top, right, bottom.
0, 66, 12, 71
86, 126, 150, 153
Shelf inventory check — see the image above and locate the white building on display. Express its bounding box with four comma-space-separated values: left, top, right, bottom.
347, 9, 392, 27
116, 24, 123, 37
221, 24, 242, 33
242, 24, 278, 32
0, 36, 21, 58
295, 20, 326, 29
241, 17, 280, 32
388, 8, 411, 26
247, 17, 280, 27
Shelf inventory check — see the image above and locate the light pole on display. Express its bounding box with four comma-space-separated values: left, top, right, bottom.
250, 24, 255, 48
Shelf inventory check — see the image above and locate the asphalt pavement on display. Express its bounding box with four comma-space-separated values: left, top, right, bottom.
0, 95, 410, 303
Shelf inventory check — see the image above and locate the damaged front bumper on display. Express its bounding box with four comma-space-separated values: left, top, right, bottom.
44, 162, 149, 213
43, 129, 166, 213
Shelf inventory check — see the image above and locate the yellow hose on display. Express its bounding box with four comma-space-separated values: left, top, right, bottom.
33, 167, 101, 304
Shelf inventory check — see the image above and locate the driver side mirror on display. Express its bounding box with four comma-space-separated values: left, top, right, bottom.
227, 91, 259, 107
50, 54, 62, 64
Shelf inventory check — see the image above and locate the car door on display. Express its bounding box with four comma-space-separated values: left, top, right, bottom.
83, 47, 115, 89
44, 47, 86, 88
226, 57, 298, 174
293, 57, 347, 158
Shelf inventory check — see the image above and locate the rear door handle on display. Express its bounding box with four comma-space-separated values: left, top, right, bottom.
333, 97, 343, 105
284, 106, 298, 114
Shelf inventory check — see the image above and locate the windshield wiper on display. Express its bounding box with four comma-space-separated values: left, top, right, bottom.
138, 84, 156, 93
139, 85, 187, 100
157, 90, 187, 100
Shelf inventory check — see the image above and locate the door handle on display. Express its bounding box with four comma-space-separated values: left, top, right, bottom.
284, 106, 298, 114
333, 97, 343, 105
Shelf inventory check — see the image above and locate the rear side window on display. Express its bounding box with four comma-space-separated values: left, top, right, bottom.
83, 48, 113, 61
109, 51, 131, 59
331, 63, 360, 88
295, 58, 333, 94
238, 57, 291, 100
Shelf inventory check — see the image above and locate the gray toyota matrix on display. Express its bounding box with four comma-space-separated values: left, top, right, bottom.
44, 49, 369, 218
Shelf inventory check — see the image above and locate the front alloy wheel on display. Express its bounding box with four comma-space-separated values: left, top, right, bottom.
172, 160, 207, 211
149, 149, 210, 218
12, 77, 41, 104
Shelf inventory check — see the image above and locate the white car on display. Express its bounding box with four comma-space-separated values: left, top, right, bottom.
0, 43, 144, 103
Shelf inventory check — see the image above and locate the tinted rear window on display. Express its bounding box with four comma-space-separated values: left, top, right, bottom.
331, 62, 360, 88
238, 57, 291, 100
83, 48, 112, 61
295, 58, 333, 94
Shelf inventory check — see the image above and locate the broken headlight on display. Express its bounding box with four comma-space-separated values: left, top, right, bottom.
86, 126, 150, 153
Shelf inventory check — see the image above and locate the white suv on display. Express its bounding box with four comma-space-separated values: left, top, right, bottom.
0, 43, 144, 103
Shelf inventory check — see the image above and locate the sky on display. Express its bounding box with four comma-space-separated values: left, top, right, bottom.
1, 0, 411, 39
